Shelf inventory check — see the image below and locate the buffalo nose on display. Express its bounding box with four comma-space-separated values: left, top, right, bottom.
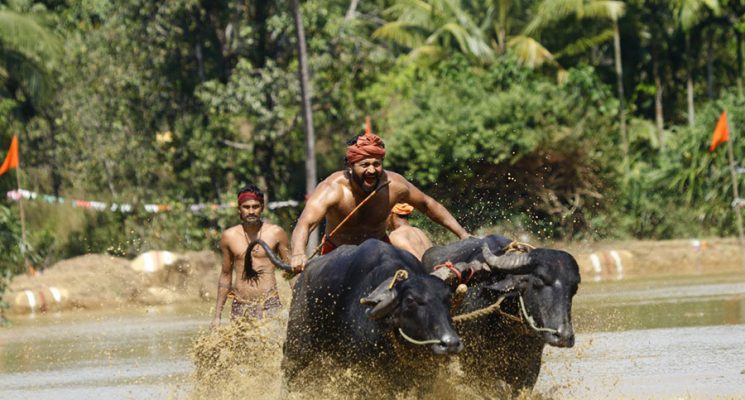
441, 334, 463, 353
554, 324, 575, 347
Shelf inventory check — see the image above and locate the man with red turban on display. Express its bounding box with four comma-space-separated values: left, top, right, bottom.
290, 119, 469, 272
211, 184, 290, 329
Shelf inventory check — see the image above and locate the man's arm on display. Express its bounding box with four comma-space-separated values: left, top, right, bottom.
290, 180, 341, 271
211, 234, 234, 329
402, 178, 470, 239
274, 226, 291, 263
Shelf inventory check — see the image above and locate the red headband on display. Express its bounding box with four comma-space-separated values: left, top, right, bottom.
238, 192, 264, 204
346, 116, 385, 164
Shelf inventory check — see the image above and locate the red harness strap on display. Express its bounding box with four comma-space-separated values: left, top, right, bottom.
433, 261, 475, 285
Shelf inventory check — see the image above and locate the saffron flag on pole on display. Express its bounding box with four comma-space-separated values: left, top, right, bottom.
709, 111, 730, 152
0, 135, 19, 176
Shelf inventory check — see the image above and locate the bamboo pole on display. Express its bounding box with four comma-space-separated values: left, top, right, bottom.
14, 135, 29, 272
291, 0, 319, 255
724, 112, 745, 266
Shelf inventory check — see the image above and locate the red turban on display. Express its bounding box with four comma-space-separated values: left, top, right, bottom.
238, 191, 263, 204
346, 116, 386, 164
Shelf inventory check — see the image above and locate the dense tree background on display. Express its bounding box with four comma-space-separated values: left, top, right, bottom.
2, 0, 745, 277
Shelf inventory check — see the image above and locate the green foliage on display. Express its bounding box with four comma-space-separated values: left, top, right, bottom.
2, 0, 745, 286
618, 94, 745, 238
0, 204, 23, 273
368, 56, 618, 239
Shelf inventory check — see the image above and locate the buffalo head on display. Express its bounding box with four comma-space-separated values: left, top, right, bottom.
482, 245, 580, 348
361, 270, 463, 355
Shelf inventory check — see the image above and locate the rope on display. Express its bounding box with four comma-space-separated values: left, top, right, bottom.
502, 240, 535, 254
388, 269, 409, 289
452, 292, 559, 336
308, 180, 392, 259
433, 261, 460, 283
452, 295, 507, 323
397, 328, 442, 345
519, 295, 559, 334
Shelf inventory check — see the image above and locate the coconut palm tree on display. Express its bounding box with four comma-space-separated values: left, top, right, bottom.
524, 0, 627, 166
374, 0, 567, 70
291, 0, 319, 251
373, 0, 495, 64
0, 8, 61, 111
673, 0, 720, 126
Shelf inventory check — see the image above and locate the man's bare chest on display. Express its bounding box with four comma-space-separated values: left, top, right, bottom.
229, 233, 276, 260
335, 195, 396, 226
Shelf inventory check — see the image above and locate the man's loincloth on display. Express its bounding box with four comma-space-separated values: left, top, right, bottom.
320, 235, 391, 255
230, 292, 282, 320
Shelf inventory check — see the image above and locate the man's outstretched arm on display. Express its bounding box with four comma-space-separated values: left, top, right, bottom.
403, 179, 470, 239
290, 180, 341, 271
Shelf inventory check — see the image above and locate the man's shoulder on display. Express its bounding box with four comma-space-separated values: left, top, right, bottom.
384, 170, 410, 186
222, 224, 243, 237
322, 171, 348, 186
316, 172, 349, 195
263, 222, 288, 236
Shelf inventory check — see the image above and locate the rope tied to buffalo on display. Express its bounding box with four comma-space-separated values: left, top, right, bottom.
433, 261, 475, 285
452, 295, 508, 323
503, 240, 535, 254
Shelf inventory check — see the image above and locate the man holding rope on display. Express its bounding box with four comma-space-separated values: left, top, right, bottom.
290, 120, 470, 272
211, 184, 290, 329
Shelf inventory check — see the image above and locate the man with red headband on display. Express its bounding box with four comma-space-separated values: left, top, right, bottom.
290, 120, 469, 272
386, 203, 434, 261
211, 184, 290, 329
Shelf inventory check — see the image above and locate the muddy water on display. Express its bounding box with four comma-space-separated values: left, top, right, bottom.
1, 271, 744, 399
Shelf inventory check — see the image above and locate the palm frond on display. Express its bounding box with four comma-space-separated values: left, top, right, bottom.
524, 0, 584, 35
408, 44, 445, 63
581, 1, 626, 21
0, 10, 61, 66
373, 21, 426, 49
508, 35, 557, 69
555, 28, 614, 58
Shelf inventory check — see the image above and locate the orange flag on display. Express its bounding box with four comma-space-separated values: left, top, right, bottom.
0, 134, 19, 176
709, 111, 729, 152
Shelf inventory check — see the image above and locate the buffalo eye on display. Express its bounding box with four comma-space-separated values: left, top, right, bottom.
404, 295, 425, 307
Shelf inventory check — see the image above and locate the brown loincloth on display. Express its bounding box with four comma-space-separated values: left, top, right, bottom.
230, 292, 282, 320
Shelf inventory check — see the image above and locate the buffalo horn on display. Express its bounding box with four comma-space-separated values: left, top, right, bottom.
360, 270, 408, 320
482, 244, 532, 271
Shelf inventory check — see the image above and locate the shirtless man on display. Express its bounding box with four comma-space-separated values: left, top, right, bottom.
290, 124, 469, 272
387, 203, 433, 261
211, 184, 290, 328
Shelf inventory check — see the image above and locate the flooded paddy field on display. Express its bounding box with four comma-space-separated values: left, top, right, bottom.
1, 271, 744, 399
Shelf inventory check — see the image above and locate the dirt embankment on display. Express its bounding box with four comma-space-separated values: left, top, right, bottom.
4, 237, 743, 315
3, 251, 221, 315
560, 237, 745, 281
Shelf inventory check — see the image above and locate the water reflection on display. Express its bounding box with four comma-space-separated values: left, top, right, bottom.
574, 271, 745, 332
1, 271, 744, 399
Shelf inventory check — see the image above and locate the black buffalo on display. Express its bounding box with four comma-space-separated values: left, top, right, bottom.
422, 235, 581, 392
259, 239, 467, 395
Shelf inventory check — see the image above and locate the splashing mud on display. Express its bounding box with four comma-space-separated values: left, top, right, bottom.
191, 315, 286, 400
189, 308, 549, 400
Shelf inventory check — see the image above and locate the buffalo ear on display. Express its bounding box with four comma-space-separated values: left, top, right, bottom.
484, 275, 528, 294
361, 280, 400, 320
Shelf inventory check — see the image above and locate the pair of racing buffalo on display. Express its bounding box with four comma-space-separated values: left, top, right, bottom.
250, 234, 580, 396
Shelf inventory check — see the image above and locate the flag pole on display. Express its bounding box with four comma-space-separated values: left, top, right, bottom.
724, 111, 745, 264
14, 135, 29, 272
